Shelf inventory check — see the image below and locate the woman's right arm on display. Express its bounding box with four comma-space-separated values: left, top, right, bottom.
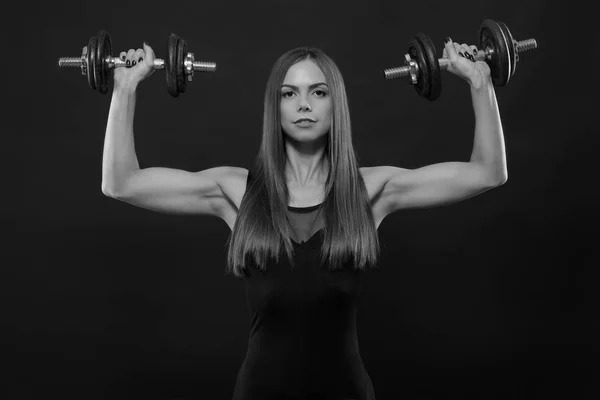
101, 43, 241, 218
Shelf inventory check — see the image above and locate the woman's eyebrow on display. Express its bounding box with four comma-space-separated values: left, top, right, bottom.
281, 82, 328, 90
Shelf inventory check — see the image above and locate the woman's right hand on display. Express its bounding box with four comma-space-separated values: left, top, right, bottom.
113, 42, 156, 90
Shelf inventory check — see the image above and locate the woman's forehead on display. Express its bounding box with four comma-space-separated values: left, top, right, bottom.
283, 59, 326, 85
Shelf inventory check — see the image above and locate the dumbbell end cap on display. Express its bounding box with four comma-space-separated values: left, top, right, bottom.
384, 66, 410, 80
192, 61, 217, 72
58, 57, 82, 67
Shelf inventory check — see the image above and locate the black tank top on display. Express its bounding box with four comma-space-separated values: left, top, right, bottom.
232, 171, 376, 400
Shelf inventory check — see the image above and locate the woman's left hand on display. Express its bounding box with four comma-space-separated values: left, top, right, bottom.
442, 37, 491, 88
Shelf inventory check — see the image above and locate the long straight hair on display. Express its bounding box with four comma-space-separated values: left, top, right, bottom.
226, 47, 380, 277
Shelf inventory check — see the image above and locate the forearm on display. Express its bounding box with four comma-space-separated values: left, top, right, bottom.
101, 85, 141, 194
468, 79, 508, 182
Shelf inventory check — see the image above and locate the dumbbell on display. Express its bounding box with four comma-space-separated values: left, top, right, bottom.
383, 18, 538, 101
57, 30, 216, 97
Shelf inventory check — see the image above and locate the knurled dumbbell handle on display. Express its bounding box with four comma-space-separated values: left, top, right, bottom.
384, 38, 537, 80
57, 55, 216, 72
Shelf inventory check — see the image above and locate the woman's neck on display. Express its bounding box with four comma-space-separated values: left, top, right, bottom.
285, 157, 329, 188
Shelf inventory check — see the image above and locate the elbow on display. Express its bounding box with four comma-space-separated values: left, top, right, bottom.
101, 182, 123, 198
101, 183, 116, 198
497, 167, 508, 185
102, 173, 133, 199
482, 172, 507, 188
485, 165, 508, 187
492, 172, 508, 186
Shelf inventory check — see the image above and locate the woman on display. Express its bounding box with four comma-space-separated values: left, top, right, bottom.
102, 37, 507, 399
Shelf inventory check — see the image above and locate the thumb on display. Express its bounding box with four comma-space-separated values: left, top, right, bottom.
444, 37, 457, 59
143, 42, 156, 64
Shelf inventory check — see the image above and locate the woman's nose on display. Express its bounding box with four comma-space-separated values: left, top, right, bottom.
298, 100, 311, 111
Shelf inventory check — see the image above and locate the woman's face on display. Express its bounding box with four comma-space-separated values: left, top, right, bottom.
280, 59, 332, 141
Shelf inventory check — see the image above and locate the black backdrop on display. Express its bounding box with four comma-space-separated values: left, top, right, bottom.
8, 0, 595, 399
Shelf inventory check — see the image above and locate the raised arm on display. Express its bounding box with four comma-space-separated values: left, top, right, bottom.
368, 38, 508, 217
101, 42, 244, 218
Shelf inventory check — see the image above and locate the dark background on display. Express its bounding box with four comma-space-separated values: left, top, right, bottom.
8, 0, 595, 399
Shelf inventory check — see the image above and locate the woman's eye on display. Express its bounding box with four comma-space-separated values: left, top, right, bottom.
281, 90, 327, 98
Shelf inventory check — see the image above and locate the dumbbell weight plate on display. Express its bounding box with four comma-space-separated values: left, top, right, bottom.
96, 30, 112, 94
408, 33, 441, 101
480, 19, 511, 86
177, 37, 187, 94
497, 20, 517, 80
166, 33, 179, 97
421, 33, 441, 100
86, 33, 97, 91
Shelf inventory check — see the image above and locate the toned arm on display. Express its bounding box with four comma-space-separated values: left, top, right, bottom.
103, 166, 246, 217
100, 84, 247, 219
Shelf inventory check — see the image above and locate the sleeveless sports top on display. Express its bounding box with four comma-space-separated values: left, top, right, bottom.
231, 171, 376, 400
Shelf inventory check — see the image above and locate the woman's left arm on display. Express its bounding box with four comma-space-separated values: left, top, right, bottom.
368, 37, 508, 213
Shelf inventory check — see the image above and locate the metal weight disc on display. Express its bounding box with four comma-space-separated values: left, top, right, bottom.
174, 37, 184, 94
419, 33, 441, 100
407, 36, 428, 98
497, 21, 517, 79
86, 33, 97, 91
166, 33, 180, 97
176, 37, 187, 94
480, 18, 510, 86
95, 30, 111, 94
408, 33, 441, 100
